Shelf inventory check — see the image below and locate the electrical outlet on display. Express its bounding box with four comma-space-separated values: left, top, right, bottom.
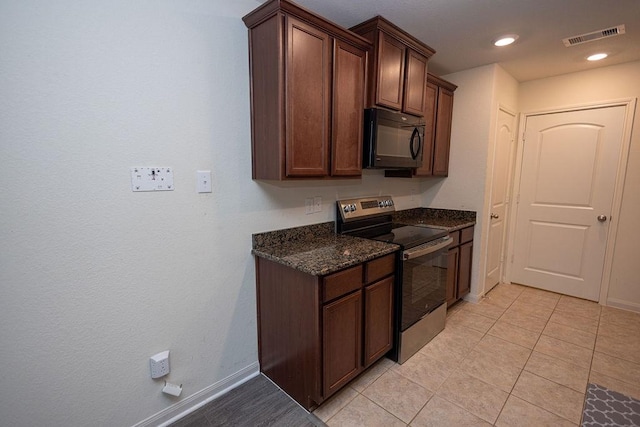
313, 196, 322, 213
150, 350, 170, 378
305, 198, 313, 215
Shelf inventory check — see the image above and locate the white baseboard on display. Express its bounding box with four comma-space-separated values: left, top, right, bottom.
133, 362, 260, 427
606, 298, 640, 313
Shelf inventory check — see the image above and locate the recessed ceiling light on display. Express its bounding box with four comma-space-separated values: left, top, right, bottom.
587, 53, 608, 61
494, 34, 519, 47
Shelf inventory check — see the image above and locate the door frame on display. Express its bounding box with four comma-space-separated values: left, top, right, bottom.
505, 98, 636, 304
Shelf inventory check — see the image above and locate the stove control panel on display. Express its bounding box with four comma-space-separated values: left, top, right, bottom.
337, 196, 395, 222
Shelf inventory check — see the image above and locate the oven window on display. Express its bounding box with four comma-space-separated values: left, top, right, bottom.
401, 248, 448, 331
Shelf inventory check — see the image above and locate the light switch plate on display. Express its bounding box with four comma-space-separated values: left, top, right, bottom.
196, 170, 212, 193
131, 167, 174, 192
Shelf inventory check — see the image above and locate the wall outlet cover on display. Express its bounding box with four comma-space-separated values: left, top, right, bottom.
196, 170, 212, 193
131, 167, 174, 192
305, 198, 313, 215
150, 350, 170, 378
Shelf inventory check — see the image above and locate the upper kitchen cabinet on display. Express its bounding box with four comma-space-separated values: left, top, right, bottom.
415, 73, 457, 177
243, 0, 370, 180
350, 16, 435, 117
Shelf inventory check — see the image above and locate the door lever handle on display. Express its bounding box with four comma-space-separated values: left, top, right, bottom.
490, 213, 499, 219
597, 215, 608, 222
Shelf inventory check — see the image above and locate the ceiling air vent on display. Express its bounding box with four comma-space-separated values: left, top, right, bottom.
563, 24, 626, 47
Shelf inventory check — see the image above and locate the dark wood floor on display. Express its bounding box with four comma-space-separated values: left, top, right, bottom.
169, 375, 326, 427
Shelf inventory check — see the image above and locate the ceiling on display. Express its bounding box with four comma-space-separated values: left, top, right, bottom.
278, 0, 640, 82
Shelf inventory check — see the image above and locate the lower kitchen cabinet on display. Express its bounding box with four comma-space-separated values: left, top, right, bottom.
363, 276, 394, 366
458, 239, 473, 297
446, 226, 474, 307
255, 253, 396, 410
446, 246, 459, 306
323, 290, 362, 397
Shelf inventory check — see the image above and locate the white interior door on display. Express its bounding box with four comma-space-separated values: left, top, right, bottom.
511, 106, 625, 301
485, 108, 516, 293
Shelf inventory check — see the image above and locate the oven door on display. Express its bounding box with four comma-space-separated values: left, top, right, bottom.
400, 236, 452, 331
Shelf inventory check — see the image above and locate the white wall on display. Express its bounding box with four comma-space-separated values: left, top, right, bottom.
518, 61, 640, 311
0, 1, 422, 426
429, 60, 638, 311
421, 65, 493, 301
422, 64, 518, 301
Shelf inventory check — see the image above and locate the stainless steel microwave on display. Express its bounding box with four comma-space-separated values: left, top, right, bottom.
363, 108, 425, 169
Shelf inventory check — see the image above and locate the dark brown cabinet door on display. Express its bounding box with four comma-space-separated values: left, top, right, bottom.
285, 17, 331, 177
376, 31, 406, 111
458, 241, 473, 298
414, 81, 437, 176
403, 50, 428, 116
446, 246, 459, 307
331, 40, 366, 177
363, 276, 394, 367
323, 290, 363, 398
432, 87, 454, 176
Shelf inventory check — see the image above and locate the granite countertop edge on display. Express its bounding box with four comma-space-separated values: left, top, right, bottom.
398, 219, 476, 232
251, 241, 399, 276
252, 208, 476, 276
392, 207, 476, 231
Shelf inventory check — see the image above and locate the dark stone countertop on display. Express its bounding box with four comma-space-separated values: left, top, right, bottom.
251, 208, 476, 276
252, 222, 399, 276
393, 208, 476, 231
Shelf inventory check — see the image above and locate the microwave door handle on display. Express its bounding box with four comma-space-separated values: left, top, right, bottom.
410, 127, 421, 160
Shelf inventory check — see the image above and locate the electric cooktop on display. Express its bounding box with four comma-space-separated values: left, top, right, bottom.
371, 225, 448, 248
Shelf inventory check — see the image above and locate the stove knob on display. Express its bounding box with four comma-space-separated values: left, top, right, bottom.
351, 204, 357, 212
343, 205, 350, 213
378, 201, 384, 208
384, 200, 390, 207
389, 199, 394, 206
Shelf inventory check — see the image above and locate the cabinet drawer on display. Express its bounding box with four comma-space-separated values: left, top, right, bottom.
365, 254, 395, 284
461, 226, 474, 244
449, 230, 460, 247
323, 265, 363, 302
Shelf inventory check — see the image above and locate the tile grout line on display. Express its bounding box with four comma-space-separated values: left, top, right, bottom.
447, 284, 525, 425
490, 286, 544, 425
503, 293, 591, 425
465, 286, 591, 425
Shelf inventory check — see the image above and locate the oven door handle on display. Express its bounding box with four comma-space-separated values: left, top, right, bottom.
403, 236, 452, 260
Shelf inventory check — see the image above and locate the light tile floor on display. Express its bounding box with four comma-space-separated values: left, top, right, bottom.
312, 283, 640, 426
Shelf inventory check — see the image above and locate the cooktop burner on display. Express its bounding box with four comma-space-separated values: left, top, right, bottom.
371, 225, 448, 248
